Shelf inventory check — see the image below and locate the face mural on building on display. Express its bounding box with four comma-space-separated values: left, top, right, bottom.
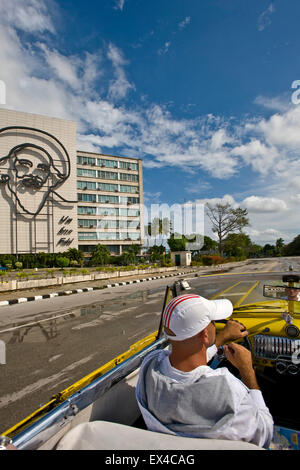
0, 126, 76, 216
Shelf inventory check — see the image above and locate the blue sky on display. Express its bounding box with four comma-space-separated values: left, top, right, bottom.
1, 0, 300, 245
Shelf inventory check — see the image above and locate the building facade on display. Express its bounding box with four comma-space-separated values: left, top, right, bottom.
0, 109, 78, 254
77, 151, 144, 255
0, 109, 144, 256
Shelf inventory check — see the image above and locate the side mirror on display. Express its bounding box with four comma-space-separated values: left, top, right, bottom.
263, 285, 300, 302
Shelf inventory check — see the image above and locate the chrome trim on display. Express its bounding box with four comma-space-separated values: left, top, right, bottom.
254, 335, 300, 360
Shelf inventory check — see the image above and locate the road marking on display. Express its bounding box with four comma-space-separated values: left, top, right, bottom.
196, 270, 275, 278
0, 311, 74, 334
221, 292, 251, 296
210, 281, 242, 300
234, 281, 260, 308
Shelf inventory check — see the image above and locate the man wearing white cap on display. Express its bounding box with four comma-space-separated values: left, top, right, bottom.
136, 294, 273, 448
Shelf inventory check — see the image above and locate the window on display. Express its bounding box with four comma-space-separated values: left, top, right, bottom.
78, 206, 97, 215
78, 219, 97, 228
96, 232, 119, 240
119, 196, 139, 205
97, 158, 118, 169
127, 220, 140, 229
97, 207, 119, 216
98, 183, 118, 192
106, 245, 120, 254
78, 193, 97, 203
98, 170, 118, 180
98, 219, 119, 229
119, 173, 139, 182
77, 181, 97, 190
77, 168, 97, 178
98, 195, 119, 204
77, 156, 96, 166
119, 185, 139, 194
119, 161, 138, 171
78, 232, 120, 241
119, 232, 140, 240
119, 208, 140, 217
78, 232, 98, 240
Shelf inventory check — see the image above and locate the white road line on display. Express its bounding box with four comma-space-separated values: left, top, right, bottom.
0, 311, 74, 334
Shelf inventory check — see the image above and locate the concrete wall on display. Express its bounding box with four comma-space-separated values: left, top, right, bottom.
0, 266, 186, 292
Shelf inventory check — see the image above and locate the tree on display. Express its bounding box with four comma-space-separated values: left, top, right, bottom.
201, 235, 218, 253
206, 202, 249, 256
65, 248, 84, 266
275, 238, 284, 256
90, 244, 110, 266
167, 233, 188, 252
149, 245, 165, 262
248, 243, 263, 258
283, 235, 300, 256
223, 233, 252, 259
262, 244, 276, 257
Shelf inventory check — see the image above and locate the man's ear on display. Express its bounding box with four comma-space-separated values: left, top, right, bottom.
198, 327, 209, 343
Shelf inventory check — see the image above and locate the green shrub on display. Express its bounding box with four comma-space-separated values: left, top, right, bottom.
16, 272, 29, 279
80, 268, 89, 275
201, 255, 224, 266
15, 261, 23, 269
56, 257, 70, 268
70, 260, 79, 267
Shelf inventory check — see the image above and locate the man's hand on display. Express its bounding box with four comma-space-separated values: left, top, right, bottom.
223, 342, 259, 390
215, 320, 248, 348
223, 342, 252, 370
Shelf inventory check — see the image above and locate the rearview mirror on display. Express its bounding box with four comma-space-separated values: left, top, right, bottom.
263, 285, 300, 301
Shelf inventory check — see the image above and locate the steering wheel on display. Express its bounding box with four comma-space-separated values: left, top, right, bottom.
212, 320, 252, 368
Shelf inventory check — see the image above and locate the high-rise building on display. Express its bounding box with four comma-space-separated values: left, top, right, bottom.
0, 109, 144, 255
77, 151, 144, 255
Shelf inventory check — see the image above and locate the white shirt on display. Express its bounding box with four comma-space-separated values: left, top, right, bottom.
136, 349, 274, 448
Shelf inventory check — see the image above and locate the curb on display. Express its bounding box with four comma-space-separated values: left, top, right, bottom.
0, 270, 197, 307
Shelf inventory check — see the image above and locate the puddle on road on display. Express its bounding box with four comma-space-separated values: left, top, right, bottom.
0, 288, 164, 345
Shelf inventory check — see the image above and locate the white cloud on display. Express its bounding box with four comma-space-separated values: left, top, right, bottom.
114, 0, 125, 11
178, 16, 191, 30
257, 3, 275, 31
158, 41, 171, 55
254, 94, 291, 113
107, 43, 135, 100
242, 196, 288, 213
39, 44, 82, 91
0, 0, 55, 33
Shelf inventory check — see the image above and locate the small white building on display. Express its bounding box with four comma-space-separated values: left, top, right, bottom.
171, 251, 192, 267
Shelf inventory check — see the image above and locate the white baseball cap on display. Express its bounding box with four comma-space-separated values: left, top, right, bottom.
163, 294, 233, 341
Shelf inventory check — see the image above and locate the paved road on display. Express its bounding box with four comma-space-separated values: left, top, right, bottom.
0, 256, 299, 433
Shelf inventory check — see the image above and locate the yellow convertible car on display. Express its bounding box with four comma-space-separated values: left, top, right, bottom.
1, 271, 300, 451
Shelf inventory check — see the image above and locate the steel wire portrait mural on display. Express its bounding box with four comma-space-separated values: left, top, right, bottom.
0, 125, 77, 252
0, 126, 76, 215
